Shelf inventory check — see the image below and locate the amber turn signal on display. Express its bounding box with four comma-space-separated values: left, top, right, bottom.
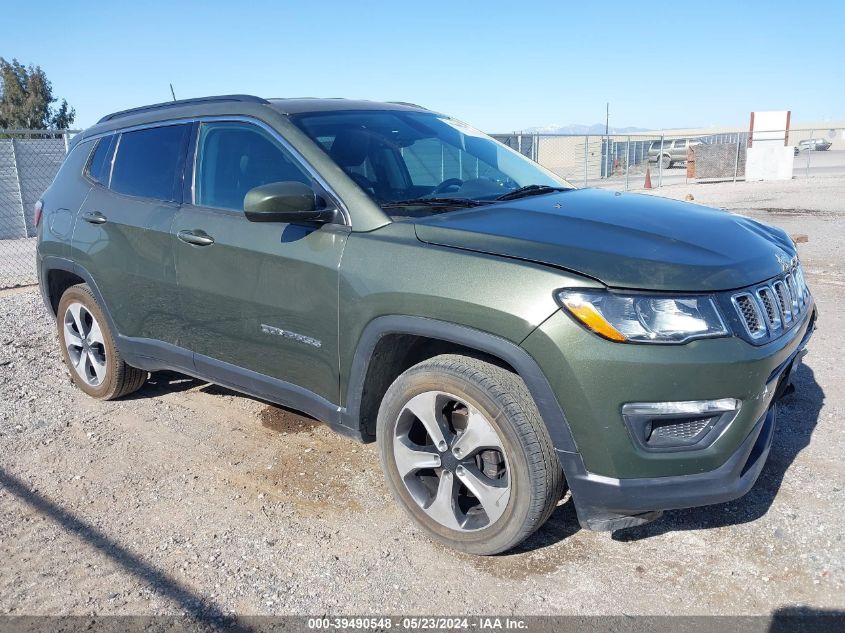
560, 294, 627, 342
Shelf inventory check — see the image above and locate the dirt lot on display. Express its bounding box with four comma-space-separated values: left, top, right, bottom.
0, 178, 843, 618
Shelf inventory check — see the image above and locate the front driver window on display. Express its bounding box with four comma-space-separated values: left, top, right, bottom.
195, 122, 312, 211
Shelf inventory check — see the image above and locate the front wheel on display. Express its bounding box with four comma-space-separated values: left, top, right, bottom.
660, 154, 672, 170
376, 355, 564, 555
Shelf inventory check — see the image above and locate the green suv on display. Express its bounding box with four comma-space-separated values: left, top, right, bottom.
36, 95, 816, 554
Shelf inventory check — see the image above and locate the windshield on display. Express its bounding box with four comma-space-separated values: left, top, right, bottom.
290, 110, 572, 212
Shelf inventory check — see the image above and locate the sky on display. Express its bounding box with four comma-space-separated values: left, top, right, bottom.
4, 0, 844, 131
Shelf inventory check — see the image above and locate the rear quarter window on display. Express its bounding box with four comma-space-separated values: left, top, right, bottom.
110, 124, 190, 201
85, 135, 117, 185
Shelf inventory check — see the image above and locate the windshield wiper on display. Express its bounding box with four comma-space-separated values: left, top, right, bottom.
494, 184, 570, 201
380, 197, 491, 210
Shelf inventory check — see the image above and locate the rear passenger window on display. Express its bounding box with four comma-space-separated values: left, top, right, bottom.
195, 122, 312, 211
86, 135, 116, 185
110, 124, 190, 201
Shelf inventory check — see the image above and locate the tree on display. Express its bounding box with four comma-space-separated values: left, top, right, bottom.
0, 58, 76, 129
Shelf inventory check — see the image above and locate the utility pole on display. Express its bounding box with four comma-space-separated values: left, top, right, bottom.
605, 102, 610, 178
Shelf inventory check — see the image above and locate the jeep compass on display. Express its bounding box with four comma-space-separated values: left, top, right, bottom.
36, 95, 816, 554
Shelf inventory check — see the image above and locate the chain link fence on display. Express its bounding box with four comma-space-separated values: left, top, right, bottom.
1, 129, 77, 288
1, 126, 844, 289
494, 127, 845, 190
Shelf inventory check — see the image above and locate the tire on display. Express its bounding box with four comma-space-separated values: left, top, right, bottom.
660, 154, 672, 170
376, 354, 564, 555
56, 283, 147, 400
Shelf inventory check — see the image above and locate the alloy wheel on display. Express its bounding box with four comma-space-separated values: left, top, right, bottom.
392, 390, 511, 531
63, 302, 107, 387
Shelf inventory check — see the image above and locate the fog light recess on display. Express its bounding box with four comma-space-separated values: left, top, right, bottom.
621, 399, 741, 452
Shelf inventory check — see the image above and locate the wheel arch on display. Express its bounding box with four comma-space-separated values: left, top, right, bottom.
342, 315, 578, 455
40, 258, 118, 332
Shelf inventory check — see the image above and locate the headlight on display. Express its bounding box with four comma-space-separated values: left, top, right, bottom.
558, 290, 728, 344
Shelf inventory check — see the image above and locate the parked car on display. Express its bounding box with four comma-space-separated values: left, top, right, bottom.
794, 138, 832, 155
647, 137, 704, 169
37, 96, 815, 554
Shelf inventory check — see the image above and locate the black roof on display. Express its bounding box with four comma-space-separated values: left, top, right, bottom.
97, 94, 429, 124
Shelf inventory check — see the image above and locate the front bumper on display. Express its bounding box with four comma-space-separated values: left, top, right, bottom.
560, 405, 776, 530
563, 318, 810, 530
521, 297, 816, 531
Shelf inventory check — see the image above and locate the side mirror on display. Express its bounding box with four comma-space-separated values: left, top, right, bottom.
243, 181, 337, 224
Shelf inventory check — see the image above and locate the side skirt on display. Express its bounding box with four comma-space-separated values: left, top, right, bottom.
117, 336, 363, 442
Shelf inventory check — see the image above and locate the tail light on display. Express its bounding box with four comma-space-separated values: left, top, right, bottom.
34, 200, 44, 227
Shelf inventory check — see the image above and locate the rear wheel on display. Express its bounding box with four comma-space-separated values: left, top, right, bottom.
660, 154, 672, 170
377, 355, 564, 555
57, 284, 147, 400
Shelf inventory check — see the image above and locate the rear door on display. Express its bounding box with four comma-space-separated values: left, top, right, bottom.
172, 119, 348, 403
72, 123, 191, 344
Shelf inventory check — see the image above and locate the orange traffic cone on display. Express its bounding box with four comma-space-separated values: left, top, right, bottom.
644, 167, 653, 189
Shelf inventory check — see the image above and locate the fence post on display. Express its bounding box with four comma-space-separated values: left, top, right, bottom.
10, 138, 29, 238
658, 134, 664, 188
583, 135, 588, 187
62, 130, 70, 154
733, 136, 741, 183
625, 136, 630, 191
806, 129, 813, 179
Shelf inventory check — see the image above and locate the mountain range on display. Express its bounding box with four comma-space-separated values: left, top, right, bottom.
521, 123, 651, 134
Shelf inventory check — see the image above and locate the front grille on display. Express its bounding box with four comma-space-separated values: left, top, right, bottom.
731, 265, 810, 342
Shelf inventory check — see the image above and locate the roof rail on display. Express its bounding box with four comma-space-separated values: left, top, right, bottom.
97, 94, 270, 124
386, 101, 428, 110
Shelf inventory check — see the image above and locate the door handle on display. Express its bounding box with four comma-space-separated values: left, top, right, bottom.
177, 229, 215, 246
82, 211, 107, 224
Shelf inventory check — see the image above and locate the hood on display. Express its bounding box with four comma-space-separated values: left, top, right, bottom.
413, 189, 796, 292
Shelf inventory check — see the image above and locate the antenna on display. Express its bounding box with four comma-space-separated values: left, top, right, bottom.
169, 84, 176, 101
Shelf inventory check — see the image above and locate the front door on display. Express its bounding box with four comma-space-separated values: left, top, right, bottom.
172, 120, 348, 403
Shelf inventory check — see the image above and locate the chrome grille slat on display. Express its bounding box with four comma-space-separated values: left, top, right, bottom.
773, 280, 793, 324
795, 267, 809, 305
757, 286, 781, 330
786, 274, 800, 313
732, 292, 766, 339
792, 269, 806, 309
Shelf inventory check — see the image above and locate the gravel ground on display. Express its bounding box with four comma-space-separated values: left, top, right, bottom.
0, 178, 843, 618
